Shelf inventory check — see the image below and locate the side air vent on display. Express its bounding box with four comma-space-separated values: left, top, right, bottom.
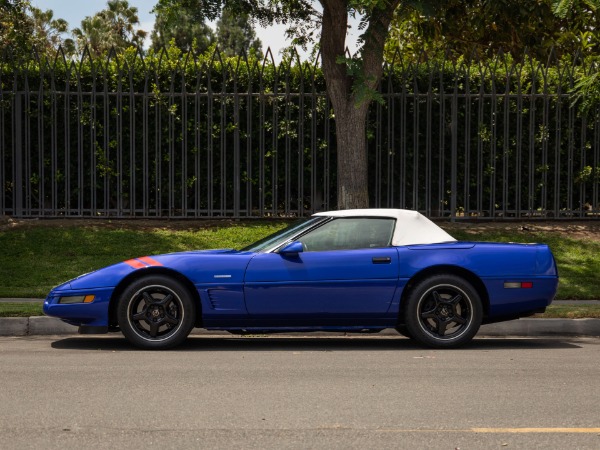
206, 289, 221, 310
203, 288, 244, 312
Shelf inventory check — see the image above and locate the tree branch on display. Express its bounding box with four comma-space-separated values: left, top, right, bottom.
360, 0, 401, 92
320, 0, 351, 107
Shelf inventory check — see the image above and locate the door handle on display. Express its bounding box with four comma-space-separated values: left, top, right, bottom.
372, 257, 391, 264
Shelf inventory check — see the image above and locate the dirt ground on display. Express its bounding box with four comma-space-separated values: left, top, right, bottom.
2, 214, 600, 241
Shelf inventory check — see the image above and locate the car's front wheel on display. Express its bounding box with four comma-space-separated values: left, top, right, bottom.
395, 324, 412, 338
404, 274, 482, 348
117, 275, 196, 349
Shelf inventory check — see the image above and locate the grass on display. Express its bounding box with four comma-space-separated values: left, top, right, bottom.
536, 305, 600, 319
0, 220, 598, 300
0, 303, 43, 317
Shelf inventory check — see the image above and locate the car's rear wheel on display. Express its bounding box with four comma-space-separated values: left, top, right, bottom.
117, 275, 196, 349
405, 274, 482, 348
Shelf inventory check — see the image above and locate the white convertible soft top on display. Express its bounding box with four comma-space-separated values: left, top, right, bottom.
313, 209, 456, 246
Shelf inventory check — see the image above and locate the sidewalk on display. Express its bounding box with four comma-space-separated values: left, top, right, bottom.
1, 298, 599, 337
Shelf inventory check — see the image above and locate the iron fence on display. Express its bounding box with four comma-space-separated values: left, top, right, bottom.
1, 50, 599, 219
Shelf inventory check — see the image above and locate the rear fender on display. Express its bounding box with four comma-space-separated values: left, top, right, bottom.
398, 265, 490, 323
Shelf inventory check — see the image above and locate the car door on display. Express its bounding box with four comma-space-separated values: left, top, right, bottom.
243, 217, 399, 323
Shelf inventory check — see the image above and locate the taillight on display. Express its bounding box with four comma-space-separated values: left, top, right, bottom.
504, 282, 533, 289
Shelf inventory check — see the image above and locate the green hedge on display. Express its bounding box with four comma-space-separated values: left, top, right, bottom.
1, 47, 599, 217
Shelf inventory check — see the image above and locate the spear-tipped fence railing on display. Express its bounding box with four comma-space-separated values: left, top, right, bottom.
1, 48, 599, 219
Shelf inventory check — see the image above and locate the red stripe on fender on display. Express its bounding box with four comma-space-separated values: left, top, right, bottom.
137, 256, 163, 267
124, 259, 146, 269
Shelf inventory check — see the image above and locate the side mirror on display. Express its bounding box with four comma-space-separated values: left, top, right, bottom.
279, 241, 304, 255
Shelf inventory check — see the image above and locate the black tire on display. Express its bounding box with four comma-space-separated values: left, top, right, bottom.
404, 274, 482, 348
395, 324, 412, 338
117, 275, 197, 349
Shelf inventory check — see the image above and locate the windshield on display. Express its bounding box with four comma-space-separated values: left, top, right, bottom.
241, 217, 327, 253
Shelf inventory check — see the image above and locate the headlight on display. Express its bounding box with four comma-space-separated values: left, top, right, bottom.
58, 295, 95, 304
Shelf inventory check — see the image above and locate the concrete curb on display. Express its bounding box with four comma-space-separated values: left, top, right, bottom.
0, 318, 29, 336
0, 316, 599, 338
478, 318, 600, 337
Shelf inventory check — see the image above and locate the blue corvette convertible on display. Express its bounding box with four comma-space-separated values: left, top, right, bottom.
44, 209, 558, 349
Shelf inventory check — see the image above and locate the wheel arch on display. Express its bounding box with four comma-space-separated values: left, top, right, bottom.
108, 268, 202, 329
398, 265, 490, 324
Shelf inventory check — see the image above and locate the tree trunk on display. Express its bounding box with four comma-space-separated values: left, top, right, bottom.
320, 0, 370, 210
320, 0, 399, 210
334, 101, 370, 209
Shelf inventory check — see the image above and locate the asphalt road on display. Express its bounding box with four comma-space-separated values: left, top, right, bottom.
1, 335, 599, 449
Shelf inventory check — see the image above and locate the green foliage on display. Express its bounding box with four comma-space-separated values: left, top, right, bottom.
2, 48, 600, 217
151, 0, 314, 25
149, 1, 268, 56
0, 0, 33, 56
72, 0, 147, 57
570, 70, 600, 112
29, 6, 74, 55
0, 0, 74, 57
216, 9, 262, 57
336, 54, 385, 106
365, 52, 600, 217
0, 46, 330, 215
150, 1, 215, 53
552, 0, 600, 18
387, 0, 600, 61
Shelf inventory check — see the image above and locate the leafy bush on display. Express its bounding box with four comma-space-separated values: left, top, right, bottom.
1, 47, 599, 218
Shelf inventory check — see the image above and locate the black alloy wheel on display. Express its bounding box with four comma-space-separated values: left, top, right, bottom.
117, 275, 196, 349
405, 274, 482, 348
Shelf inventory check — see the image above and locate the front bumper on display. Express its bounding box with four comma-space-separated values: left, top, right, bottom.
44, 287, 114, 328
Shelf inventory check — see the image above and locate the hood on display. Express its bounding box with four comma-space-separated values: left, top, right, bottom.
61, 248, 255, 290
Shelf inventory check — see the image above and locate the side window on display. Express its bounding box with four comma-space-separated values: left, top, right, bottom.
298, 218, 395, 252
